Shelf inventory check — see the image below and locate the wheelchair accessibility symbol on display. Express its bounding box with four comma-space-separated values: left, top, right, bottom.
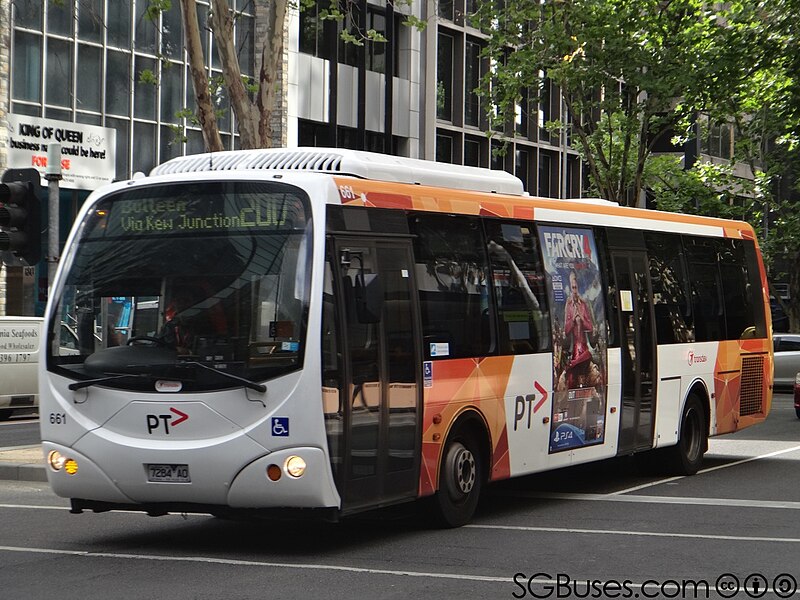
272, 417, 290, 437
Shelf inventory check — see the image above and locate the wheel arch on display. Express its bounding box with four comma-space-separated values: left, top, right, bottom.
437, 408, 492, 491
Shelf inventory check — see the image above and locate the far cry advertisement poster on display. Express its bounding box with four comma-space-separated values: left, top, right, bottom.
538, 226, 608, 453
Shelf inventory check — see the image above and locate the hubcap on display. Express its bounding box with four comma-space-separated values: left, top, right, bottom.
454, 446, 476, 495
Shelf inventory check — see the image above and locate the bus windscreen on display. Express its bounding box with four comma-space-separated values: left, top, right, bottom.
47, 181, 313, 392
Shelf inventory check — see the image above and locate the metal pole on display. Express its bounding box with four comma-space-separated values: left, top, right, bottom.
45, 143, 62, 287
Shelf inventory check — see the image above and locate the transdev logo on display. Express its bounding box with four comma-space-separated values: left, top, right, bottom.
687, 351, 708, 366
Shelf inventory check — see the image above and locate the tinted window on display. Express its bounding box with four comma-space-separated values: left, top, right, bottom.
718, 239, 761, 339
484, 220, 551, 354
684, 237, 726, 342
409, 214, 493, 359
645, 232, 693, 344
777, 338, 800, 352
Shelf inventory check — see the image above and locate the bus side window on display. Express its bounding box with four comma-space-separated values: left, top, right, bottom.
644, 232, 694, 344
409, 213, 494, 359
484, 220, 551, 355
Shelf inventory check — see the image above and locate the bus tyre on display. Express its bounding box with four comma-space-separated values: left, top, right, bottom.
433, 429, 483, 528
667, 395, 707, 476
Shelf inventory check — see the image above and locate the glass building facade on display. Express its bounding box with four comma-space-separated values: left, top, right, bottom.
9, 0, 255, 180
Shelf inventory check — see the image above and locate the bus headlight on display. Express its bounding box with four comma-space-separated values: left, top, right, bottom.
48, 451, 66, 471
48, 451, 78, 475
284, 455, 307, 478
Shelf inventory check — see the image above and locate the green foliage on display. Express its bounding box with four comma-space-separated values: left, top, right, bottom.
175, 107, 200, 127
138, 69, 159, 86
473, 0, 785, 206
146, 0, 172, 22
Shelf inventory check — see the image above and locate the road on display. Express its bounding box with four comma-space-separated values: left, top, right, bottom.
2, 396, 799, 599
0, 414, 39, 448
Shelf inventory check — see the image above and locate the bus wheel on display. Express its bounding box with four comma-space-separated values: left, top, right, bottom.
667, 395, 707, 475
433, 429, 483, 528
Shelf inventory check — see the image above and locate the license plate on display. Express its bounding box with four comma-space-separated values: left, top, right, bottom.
146, 464, 191, 483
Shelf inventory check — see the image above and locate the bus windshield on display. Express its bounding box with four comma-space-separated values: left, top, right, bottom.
47, 181, 312, 392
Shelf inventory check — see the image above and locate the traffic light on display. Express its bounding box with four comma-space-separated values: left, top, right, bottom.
0, 168, 42, 265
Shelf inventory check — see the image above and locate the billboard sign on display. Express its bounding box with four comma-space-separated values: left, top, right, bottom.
7, 114, 116, 190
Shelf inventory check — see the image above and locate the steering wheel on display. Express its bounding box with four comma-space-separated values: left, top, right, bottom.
127, 335, 169, 347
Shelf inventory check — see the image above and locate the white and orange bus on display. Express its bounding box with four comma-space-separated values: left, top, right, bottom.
40, 148, 772, 527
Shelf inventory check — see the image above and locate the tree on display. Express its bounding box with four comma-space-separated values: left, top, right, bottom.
640, 1, 800, 331
175, 0, 286, 151
158, 0, 423, 152
477, 0, 800, 330
475, 0, 772, 207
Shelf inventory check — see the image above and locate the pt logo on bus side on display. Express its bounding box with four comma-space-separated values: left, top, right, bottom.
146, 407, 189, 434
514, 382, 548, 431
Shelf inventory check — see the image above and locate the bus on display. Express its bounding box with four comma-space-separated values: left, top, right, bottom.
40, 148, 773, 527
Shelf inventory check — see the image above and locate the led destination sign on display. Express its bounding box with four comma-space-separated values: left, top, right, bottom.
118, 200, 291, 232
92, 184, 308, 237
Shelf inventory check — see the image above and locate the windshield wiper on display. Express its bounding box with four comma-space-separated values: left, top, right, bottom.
179, 360, 267, 393
68, 373, 155, 391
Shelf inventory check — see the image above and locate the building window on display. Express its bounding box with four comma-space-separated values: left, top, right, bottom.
539, 151, 553, 197
367, 10, 386, 73
539, 74, 552, 142
465, 39, 483, 127
299, 2, 325, 57
491, 140, 506, 171
15, 0, 42, 29
46, 37, 73, 109
464, 136, 482, 167
107, 1, 131, 48
515, 148, 530, 192
703, 121, 733, 160
12, 30, 42, 103
106, 51, 131, 116
439, 0, 455, 21
78, 0, 104, 43
436, 132, 455, 163
47, 1, 74, 36
516, 88, 530, 138
162, 4, 184, 59
160, 62, 184, 124
134, 56, 157, 120
437, 32, 454, 121
77, 44, 102, 112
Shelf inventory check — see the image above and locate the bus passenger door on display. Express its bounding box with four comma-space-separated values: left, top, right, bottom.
325, 238, 421, 511
613, 251, 657, 454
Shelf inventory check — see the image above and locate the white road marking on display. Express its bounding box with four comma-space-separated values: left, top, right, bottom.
467, 523, 800, 543
0, 543, 797, 597
611, 442, 800, 495
0, 544, 508, 583
496, 491, 800, 510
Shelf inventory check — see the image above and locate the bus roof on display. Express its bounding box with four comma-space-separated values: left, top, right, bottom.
149, 148, 526, 196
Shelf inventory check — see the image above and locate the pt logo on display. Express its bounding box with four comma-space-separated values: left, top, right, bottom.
146, 407, 189, 434
514, 381, 548, 431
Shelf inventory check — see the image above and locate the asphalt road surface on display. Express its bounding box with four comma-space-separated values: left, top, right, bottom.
2, 394, 799, 599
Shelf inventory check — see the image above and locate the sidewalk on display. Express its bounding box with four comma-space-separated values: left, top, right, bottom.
0, 445, 47, 482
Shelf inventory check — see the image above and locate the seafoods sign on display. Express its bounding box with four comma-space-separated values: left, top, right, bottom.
0, 322, 40, 364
